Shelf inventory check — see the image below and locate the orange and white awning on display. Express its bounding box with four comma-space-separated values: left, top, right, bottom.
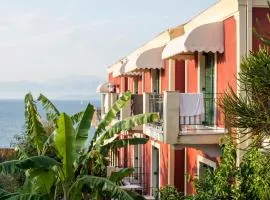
162, 22, 224, 59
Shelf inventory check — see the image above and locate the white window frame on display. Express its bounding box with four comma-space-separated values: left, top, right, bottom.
197, 155, 216, 177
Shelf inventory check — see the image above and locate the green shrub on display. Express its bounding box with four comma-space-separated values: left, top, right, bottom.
160, 185, 184, 200
0, 174, 21, 193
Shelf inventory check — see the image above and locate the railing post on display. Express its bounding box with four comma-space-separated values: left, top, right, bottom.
143, 93, 150, 132
163, 91, 180, 144
143, 93, 150, 114
104, 93, 111, 114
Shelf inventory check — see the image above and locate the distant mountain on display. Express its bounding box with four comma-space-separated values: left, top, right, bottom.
0, 75, 105, 100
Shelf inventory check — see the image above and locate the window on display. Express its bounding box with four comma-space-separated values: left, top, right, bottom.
197, 155, 216, 178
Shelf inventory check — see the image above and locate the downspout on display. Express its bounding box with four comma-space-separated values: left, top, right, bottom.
184, 147, 187, 196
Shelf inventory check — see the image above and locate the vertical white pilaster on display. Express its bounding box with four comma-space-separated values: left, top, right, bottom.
168, 59, 176, 91
185, 60, 188, 93
163, 91, 180, 144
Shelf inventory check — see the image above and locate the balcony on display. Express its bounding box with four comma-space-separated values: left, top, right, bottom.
179, 93, 224, 133
143, 92, 226, 145
143, 93, 164, 141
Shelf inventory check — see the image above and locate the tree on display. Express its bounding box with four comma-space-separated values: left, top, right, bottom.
0, 91, 159, 200
253, 1, 270, 45
220, 48, 270, 149
191, 137, 270, 200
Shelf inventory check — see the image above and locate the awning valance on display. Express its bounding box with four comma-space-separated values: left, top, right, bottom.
112, 59, 142, 77
162, 22, 224, 59
124, 46, 165, 73
96, 82, 114, 93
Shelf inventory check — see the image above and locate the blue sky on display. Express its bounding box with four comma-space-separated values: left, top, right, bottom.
0, 0, 217, 82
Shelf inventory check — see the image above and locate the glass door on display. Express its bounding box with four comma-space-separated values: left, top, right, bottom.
151, 146, 159, 198
204, 53, 215, 126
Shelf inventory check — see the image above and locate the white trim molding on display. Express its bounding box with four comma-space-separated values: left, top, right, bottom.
197, 155, 217, 177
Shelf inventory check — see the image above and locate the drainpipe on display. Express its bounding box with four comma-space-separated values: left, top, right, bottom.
184, 147, 187, 196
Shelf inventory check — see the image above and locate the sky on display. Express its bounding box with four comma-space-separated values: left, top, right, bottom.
0, 0, 217, 83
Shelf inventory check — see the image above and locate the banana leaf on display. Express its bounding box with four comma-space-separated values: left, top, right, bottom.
25, 168, 56, 195
109, 168, 134, 184
95, 113, 159, 146
71, 111, 84, 125
37, 94, 60, 122
24, 93, 47, 154
0, 156, 60, 174
1, 192, 47, 200
54, 113, 76, 181
100, 138, 148, 155
92, 91, 131, 144
68, 175, 143, 200
75, 104, 94, 153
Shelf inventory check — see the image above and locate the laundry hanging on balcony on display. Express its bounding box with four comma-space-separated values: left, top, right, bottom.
179, 93, 205, 117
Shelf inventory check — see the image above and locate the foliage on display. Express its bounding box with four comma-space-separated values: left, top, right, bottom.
220, 49, 270, 148
192, 137, 238, 200
191, 136, 270, 200
253, 1, 270, 45
160, 185, 184, 200
0, 174, 21, 193
2, 91, 158, 200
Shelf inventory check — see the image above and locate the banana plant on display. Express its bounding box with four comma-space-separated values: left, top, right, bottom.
0, 91, 159, 199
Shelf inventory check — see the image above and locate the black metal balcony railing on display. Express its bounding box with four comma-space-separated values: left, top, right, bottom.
149, 93, 163, 127
179, 93, 223, 129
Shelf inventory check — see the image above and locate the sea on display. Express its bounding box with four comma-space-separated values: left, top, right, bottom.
0, 99, 100, 148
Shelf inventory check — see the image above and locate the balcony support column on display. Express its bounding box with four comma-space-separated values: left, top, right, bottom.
120, 93, 131, 120
164, 91, 180, 144
104, 93, 111, 113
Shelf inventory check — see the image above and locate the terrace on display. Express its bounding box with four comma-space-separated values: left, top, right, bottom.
143, 91, 226, 145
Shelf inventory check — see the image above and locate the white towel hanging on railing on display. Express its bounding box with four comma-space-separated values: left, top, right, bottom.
179, 93, 205, 116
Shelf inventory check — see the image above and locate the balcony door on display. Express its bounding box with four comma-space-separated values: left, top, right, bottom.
134, 77, 139, 94
134, 144, 139, 181
151, 69, 160, 94
204, 52, 215, 126
151, 146, 159, 196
